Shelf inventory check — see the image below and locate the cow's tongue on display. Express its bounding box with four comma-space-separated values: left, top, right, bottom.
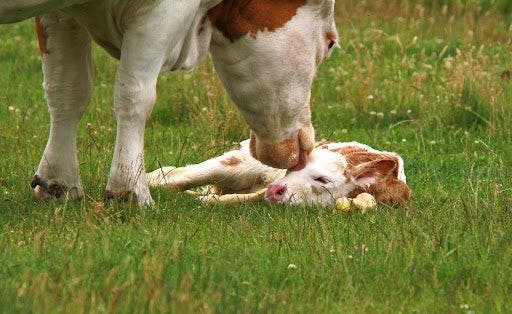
288, 149, 308, 172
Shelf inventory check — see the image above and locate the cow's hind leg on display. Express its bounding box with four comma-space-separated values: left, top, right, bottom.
31, 13, 93, 201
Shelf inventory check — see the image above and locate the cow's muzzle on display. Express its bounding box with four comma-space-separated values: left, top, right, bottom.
249, 126, 315, 170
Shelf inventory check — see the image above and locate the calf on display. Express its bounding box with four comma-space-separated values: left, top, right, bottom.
147, 140, 411, 206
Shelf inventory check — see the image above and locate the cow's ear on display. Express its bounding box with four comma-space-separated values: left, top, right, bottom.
348, 158, 398, 188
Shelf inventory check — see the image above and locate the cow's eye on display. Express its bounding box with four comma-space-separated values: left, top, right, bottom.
328, 40, 336, 49
314, 176, 330, 184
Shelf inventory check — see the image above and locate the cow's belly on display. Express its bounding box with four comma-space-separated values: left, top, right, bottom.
62, 0, 219, 70
0, 0, 89, 23
62, 0, 133, 59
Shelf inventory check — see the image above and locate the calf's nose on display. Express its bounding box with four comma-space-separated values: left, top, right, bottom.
265, 183, 287, 202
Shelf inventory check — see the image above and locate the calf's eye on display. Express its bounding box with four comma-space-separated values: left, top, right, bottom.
328, 41, 335, 49
314, 176, 330, 184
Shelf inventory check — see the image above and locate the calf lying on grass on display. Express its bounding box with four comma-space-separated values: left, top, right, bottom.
147, 140, 411, 207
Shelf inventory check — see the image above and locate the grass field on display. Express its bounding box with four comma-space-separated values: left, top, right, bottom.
1, 1, 511, 312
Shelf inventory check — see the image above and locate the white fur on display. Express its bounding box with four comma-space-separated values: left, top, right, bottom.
147, 140, 408, 207
34, 12, 93, 200
269, 148, 352, 206
210, 3, 338, 145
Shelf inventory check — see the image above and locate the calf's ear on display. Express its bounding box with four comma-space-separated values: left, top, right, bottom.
348, 158, 398, 188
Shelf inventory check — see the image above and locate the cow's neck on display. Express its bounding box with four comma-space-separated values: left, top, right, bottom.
208, 0, 307, 41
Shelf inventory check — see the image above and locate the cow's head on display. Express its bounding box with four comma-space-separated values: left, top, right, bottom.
208, 0, 338, 169
264, 148, 411, 206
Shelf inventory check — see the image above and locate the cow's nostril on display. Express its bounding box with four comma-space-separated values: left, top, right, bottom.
276, 186, 286, 195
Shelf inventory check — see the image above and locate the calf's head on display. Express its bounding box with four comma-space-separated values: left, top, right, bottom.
265, 148, 411, 206
208, 0, 338, 169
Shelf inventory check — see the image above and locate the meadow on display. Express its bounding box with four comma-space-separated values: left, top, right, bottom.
0, 1, 511, 312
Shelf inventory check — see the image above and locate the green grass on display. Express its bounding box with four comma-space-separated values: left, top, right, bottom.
1, 1, 511, 312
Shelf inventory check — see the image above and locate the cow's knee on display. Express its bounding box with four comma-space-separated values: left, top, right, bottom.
114, 68, 157, 123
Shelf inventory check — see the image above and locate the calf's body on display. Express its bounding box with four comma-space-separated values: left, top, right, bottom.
147, 140, 411, 207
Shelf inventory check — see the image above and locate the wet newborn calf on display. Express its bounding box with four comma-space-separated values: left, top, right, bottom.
147, 140, 411, 206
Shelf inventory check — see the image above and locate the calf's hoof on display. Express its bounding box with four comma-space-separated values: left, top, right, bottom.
31, 175, 82, 201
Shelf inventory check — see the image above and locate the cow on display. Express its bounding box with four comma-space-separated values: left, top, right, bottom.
147, 140, 411, 207
0, 0, 339, 205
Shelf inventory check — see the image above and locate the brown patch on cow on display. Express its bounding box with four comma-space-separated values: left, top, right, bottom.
311, 186, 322, 196
344, 151, 410, 206
208, 0, 308, 41
250, 133, 300, 169
353, 159, 397, 180
348, 179, 411, 206
345, 152, 400, 179
35, 17, 49, 55
344, 151, 376, 165
330, 145, 370, 156
370, 178, 411, 205
221, 156, 242, 166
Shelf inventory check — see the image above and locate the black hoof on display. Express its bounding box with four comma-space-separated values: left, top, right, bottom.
31, 175, 66, 199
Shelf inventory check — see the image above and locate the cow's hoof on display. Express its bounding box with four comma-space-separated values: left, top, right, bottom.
104, 190, 155, 207
30, 175, 82, 201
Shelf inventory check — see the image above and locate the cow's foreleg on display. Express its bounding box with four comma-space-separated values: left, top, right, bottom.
32, 13, 93, 201
105, 0, 212, 206
104, 34, 163, 206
